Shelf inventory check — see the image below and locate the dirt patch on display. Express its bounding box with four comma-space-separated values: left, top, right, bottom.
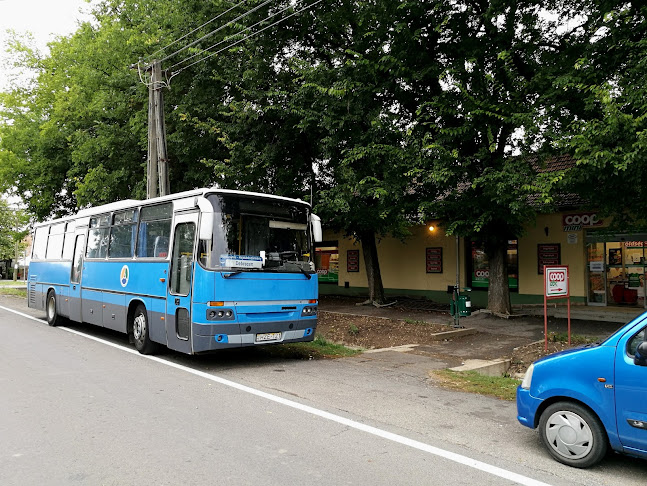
508, 338, 592, 376
317, 309, 592, 376
317, 311, 456, 349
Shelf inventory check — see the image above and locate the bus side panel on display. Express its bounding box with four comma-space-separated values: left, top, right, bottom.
82, 289, 103, 326
28, 260, 72, 314
82, 260, 168, 336
102, 292, 127, 333
149, 297, 167, 345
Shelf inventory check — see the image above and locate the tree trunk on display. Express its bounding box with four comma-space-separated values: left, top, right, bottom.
358, 230, 386, 305
487, 242, 512, 315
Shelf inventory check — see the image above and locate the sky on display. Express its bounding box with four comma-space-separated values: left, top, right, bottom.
0, 0, 94, 87
0, 0, 95, 208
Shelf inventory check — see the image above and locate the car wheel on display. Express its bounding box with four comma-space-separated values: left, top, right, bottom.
539, 401, 608, 468
132, 304, 158, 355
46, 290, 60, 327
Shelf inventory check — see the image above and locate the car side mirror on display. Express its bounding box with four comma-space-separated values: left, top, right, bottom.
634, 341, 647, 366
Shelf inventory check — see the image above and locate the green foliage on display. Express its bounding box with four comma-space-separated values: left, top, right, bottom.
1, 0, 645, 312
433, 369, 520, 401
556, 3, 647, 232
267, 335, 361, 359
0, 288, 27, 298
547, 332, 595, 345
0, 199, 29, 261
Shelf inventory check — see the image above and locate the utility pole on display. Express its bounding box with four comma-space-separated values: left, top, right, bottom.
13, 240, 18, 282
147, 60, 170, 199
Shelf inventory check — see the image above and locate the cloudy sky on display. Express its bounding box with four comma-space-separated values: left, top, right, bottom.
0, 0, 94, 84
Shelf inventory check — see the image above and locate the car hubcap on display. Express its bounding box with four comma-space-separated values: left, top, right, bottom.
48, 298, 55, 320
133, 313, 145, 341
545, 410, 593, 459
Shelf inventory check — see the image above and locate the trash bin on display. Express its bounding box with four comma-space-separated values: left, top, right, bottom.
458, 294, 472, 317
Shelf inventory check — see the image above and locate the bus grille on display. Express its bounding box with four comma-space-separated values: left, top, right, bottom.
29, 284, 36, 306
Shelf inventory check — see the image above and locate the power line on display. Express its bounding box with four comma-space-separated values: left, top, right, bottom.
167, 0, 303, 73
169, 0, 323, 78
158, 0, 275, 64
148, 0, 250, 60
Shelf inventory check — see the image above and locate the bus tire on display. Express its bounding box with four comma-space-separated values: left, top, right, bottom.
132, 303, 158, 355
46, 290, 60, 327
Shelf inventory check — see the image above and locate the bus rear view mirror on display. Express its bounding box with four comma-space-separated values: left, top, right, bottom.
195, 197, 214, 240
310, 214, 322, 243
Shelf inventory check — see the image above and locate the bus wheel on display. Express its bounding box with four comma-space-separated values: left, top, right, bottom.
46, 291, 60, 327
132, 304, 158, 355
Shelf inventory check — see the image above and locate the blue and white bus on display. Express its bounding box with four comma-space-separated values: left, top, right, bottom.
28, 188, 322, 355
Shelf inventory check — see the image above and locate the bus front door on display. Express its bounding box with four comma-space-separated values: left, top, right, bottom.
68, 232, 85, 323
166, 212, 198, 354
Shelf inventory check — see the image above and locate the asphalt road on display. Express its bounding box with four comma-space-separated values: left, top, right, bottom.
0, 295, 645, 485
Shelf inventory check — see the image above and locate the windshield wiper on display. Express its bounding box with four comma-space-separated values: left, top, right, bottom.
295, 265, 311, 280
223, 271, 243, 279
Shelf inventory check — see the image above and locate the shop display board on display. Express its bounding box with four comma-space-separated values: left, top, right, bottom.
543, 265, 571, 350
537, 243, 561, 274
425, 247, 443, 273
347, 249, 360, 273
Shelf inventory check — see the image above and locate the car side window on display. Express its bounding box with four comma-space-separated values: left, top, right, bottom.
627, 327, 646, 357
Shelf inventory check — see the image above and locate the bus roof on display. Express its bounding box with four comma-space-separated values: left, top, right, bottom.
33, 188, 310, 228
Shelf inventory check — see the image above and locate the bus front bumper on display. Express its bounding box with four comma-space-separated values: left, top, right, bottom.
192, 318, 317, 353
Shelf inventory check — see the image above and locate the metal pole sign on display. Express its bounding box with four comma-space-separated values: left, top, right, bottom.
543, 265, 571, 351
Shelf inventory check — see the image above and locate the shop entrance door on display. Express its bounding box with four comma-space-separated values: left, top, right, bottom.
586, 237, 647, 308
586, 242, 606, 306
606, 241, 645, 307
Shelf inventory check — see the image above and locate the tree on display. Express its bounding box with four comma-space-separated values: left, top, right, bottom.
414, 0, 597, 314
0, 200, 29, 277
276, 0, 443, 305
0, 0, 220, 219
558, 2, 647, 231
167, 0, 436, 305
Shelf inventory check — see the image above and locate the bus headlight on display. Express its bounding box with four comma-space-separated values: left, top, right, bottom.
207, 308, 235, 321
521, 363, 534, 390
301, 306, 317, 316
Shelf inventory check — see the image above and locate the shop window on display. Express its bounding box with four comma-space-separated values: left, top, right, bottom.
470, 240, 518, 290
315, 242, 339, 283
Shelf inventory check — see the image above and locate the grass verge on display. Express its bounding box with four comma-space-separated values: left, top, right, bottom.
0, 280, 28, 286
0, 288, 27, 298
431, 369, 521, 401
264, 335, 362, 360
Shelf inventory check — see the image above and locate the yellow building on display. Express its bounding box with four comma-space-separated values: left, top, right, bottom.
316, 210, 647, 309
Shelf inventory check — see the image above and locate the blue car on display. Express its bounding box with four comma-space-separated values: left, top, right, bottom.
517, 312, 647, 468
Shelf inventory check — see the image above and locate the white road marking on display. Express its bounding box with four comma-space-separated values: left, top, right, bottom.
1, 304, 552, 486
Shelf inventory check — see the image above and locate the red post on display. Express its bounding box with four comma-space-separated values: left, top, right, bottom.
567, 270, 571, 345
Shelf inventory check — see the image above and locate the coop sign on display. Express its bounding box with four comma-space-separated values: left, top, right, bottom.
562, 212, 603, 232
545, 266, 569, 298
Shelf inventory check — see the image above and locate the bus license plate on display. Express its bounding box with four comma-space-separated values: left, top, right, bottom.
256, 332, 282, 342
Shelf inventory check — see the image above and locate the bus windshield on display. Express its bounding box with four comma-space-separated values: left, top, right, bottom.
199, 193, 313, 273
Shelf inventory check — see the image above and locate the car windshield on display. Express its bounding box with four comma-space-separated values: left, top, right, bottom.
198, 193, 313, 273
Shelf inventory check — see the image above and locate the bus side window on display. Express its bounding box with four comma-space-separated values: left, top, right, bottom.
32, 226, 49, 260
86, 216, 110, 259
137, 204, 172, 258
108, 209, 137, 259
71, 235, 85, 284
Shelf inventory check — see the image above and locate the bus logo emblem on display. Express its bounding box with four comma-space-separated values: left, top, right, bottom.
120, 265, 129, 287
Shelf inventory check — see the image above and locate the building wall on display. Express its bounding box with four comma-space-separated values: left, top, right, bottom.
322, 225, 468, 299
518, 212, 587, 299
321, 211, 605, 305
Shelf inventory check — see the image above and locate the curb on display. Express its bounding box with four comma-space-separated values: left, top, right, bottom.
449, 358, 512, 377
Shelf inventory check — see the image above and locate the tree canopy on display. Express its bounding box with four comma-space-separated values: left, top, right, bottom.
1, 0, 645, 310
